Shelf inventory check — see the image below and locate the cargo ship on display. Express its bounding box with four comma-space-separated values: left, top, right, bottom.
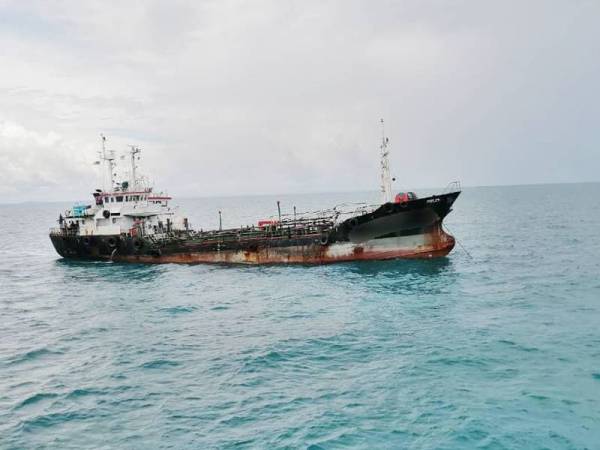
49, 123, 460, 264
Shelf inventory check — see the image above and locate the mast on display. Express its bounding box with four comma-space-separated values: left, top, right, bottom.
128, 145, 141, 191
379, 118, 392, 204
100, 134, 115, 192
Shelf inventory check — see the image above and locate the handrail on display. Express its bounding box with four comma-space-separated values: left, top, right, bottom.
443, 180, 461, 193
49, 227, 78, 236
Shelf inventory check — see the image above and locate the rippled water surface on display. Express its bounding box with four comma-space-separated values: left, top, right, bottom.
1, 184, 599, 449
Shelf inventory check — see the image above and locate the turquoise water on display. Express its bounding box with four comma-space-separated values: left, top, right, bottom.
1, 184, 599, 449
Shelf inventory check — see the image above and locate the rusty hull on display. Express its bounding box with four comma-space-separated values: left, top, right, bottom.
113, 230, 455, 264
51, 225, 455, 265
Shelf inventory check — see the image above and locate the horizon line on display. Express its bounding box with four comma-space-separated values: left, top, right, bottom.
0, 181, 600, 206
1, 180, 598, 206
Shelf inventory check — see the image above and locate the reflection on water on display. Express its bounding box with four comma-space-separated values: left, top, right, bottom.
54, 256, 457, 296
331, 257, 457, 296
343, 257, 453, 277
55, 258, 167, 283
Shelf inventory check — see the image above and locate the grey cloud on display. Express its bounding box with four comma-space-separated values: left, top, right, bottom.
0, 0, 598, 203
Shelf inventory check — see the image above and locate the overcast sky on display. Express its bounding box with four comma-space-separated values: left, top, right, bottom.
1, 0, 598, 202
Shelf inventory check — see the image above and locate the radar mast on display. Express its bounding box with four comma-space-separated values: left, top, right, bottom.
379, 119, 393, 204
128, 145, 141, 191
100, 134, 116, 192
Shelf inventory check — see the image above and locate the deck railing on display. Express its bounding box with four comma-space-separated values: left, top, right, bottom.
49, 227, 78, 236
443, 181, 461, 193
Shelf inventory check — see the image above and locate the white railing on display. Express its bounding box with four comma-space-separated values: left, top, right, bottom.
443, 181, 461, 193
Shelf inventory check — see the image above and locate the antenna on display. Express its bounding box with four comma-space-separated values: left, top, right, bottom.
379, 119, 393, 203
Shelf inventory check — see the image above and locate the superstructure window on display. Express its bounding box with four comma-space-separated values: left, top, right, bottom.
116, 196, 123, 202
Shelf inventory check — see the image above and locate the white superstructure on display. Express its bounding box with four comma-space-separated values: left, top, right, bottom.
56, 137, 189, 237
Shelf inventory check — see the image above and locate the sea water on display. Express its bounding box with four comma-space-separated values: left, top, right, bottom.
0, 183, 599, 449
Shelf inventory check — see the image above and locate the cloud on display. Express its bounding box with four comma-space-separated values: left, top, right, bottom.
0, 120, 97, 199
0, 0, 599, 202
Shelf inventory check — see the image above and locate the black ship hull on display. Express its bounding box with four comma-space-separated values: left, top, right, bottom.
50, 192, 460, 264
